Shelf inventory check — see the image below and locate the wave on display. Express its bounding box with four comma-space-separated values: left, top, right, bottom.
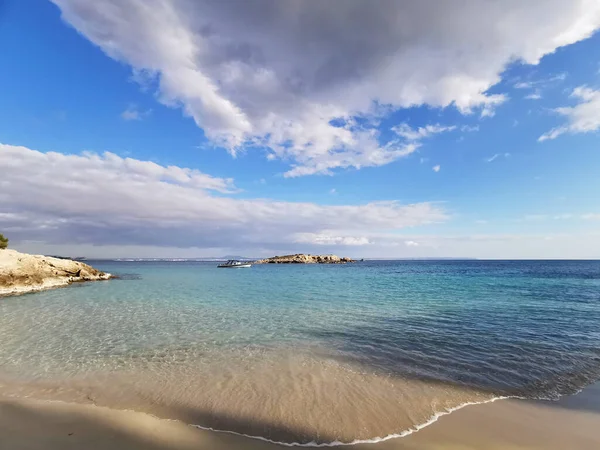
7, 380, 597, 447
190, 396, 512, 447
3, 390, 513, 447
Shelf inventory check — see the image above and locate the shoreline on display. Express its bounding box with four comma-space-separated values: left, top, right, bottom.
0, 249, 111, 297
1, 382, 599, 449
187, 395, 511, 447
0, 274, 112, 297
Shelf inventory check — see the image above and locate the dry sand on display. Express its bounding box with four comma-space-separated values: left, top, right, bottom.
0, 249, 110, 296
2, 384, 599, 450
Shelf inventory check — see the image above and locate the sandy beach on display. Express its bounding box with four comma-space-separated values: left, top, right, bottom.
3, 1, 600, 448
2, 383, 599, 450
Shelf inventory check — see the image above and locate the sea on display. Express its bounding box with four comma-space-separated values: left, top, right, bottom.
1, 260, 599, 445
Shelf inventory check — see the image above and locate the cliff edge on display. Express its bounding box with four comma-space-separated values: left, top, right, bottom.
0, 249, 111, 296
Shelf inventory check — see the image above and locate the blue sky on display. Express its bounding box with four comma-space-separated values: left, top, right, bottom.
1, 0, 600, 258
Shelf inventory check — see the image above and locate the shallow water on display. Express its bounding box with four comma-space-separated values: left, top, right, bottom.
1, 260, 600, 444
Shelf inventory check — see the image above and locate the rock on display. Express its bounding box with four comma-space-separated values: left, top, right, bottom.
254, 254, 355, 264
0, 249, 111, 297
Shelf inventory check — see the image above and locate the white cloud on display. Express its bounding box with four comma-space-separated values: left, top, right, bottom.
475, 220, 488, 224
480, 96, 506, 118
329, 188, 337, 194
293, 233, 371, 246
461, 125, 480, 133
0, 143, 447, 251
121, 104, 151, 121
391, 123, 456, 142
515, 82, 534, 89
553, 214, 573, 220
539, 86, 600, 141
514, 73, 567, 90
52, 0, 600, 176
582, 213, 600, 220
486, 152, 510, 162
405, 240, 419, 247
432, 165, 441, 172
525, 91, 542, 100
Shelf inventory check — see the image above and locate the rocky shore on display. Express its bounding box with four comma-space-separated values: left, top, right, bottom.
0, 249, 111, 296
254, 253, 355, 264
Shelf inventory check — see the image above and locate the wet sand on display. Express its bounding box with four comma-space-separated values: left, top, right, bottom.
0, 352, 500, 444
2, 383, 599, 450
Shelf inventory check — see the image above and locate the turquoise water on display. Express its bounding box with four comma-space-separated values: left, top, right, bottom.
1, 260, 600, 443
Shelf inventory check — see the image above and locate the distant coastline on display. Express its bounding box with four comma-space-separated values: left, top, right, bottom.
99, 256, 477, 262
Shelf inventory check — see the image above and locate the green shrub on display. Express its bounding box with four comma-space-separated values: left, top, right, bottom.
0, 233, 8, 250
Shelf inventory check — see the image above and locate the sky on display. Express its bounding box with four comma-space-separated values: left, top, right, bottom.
1, 0, 600, 259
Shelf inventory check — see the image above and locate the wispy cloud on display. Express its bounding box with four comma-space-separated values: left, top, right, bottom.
514, 73, 567, 90
392, 123, 456, 141
294, 233, 371, 246
515, 81, 534, 89
121, 104, 152, 121
525, 91, 542, 100
515, 73, 566, 102
539, 86, 600, 141
432, 165, 441, 172
582, 213, 600, 220
486, 152, 510, 162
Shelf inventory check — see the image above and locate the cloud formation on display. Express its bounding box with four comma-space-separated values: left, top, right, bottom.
121, 103, 151, 121
52, 0, 600, 175
525, 92, 542, 100
0, 143, 447, 251
391, 123, 457, 142
539, 86, 600, 141
486, 153, 510, 162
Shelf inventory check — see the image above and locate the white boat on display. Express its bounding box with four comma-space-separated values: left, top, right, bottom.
217, 260, 252, 268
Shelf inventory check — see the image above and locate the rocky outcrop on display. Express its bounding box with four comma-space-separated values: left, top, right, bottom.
0, 249, 111, 297
254, 254, 355, 264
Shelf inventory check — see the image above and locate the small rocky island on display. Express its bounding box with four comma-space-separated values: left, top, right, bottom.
254, 254, 355, 264
0, 249, 111, 296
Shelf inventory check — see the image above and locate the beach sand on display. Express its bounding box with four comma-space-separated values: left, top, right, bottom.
2, 383, 599, 450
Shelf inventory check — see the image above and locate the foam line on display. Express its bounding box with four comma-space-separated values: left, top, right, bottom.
190, 396, 512, 447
